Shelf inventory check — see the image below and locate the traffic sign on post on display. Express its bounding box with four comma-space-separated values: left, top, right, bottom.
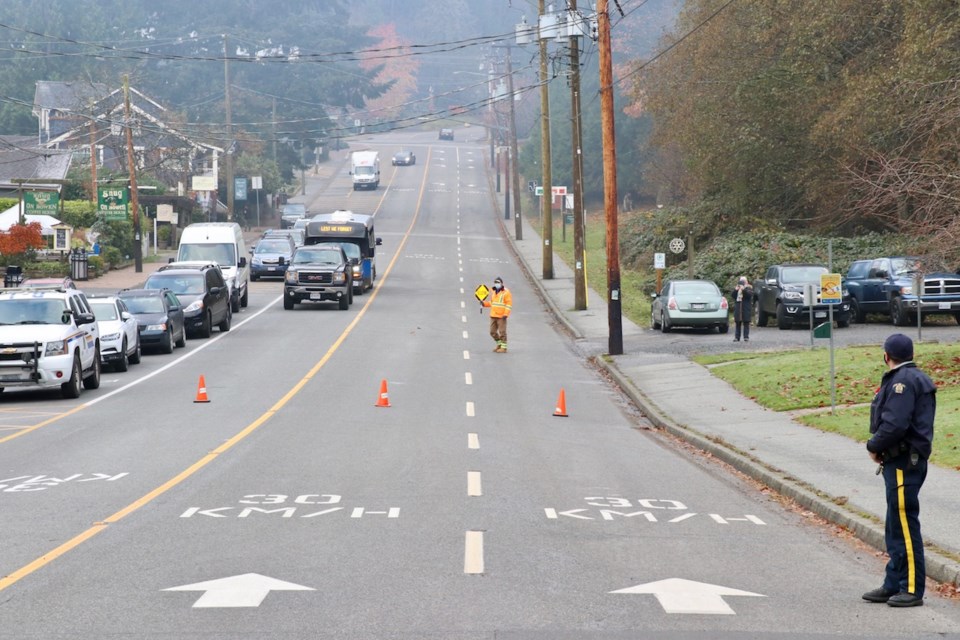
820, 274, 842, 304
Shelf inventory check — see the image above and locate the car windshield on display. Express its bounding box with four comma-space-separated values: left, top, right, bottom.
674, 282, 719, 296
122, 296, 164, 314
145, 274, 205, 295
0, 299, 68, 325
891, 258, 946, 275
179, 243, 236, 266
282, 205, 306, 217
89, 301, 119, 321
355, 166, 375, 176
255, 240, 291, 254
781, 266, 827, 284
293, 249, 341, 265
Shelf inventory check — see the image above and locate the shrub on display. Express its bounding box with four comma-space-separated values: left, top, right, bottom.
101, 246, 123, 267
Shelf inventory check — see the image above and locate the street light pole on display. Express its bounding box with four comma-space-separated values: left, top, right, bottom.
122, 75, 143, 273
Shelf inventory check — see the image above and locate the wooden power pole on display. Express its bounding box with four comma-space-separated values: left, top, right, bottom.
569, 0, 587, 310
538, 0, 554, 280
224, 34, 234, 221
122, 75, 143, 273
597, 0, 623, 354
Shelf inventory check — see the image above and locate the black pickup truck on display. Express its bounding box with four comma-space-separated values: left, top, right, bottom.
282, 243, 353, 310
754, 264, 851, 330
845, 257, 960, 325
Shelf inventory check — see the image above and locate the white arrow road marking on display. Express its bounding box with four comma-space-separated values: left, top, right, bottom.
164, 573, 314, 608
611, 578, 765, 615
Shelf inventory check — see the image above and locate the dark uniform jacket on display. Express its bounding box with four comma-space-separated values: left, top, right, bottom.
731, 285, 754, 323
867, 362, 936, 459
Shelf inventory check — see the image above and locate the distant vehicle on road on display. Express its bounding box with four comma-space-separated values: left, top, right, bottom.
250, 235, 296, 281
88, 295, 141, 371
304, 210, 381, 295
392, 150, 416, 166
283, 243, 353, 311
118, 288, 186, 354
279, 204, 306, 229
438, 128, 454, 140
350, 150, 381, 190
145, 262, 232, 339
262, 228, 305, 247
845, 257, 960, 325
651, 279, 729, 334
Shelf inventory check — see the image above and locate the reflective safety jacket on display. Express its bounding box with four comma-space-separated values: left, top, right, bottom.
483, 288, 512, 318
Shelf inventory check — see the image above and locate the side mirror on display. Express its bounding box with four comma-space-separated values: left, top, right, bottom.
76, 312, 96, 326
121, 311, 132, 321
239, 257, 247, 267
375, 237, 383, 246
168, 257, 175, 264
210, 286, 222, 295
650, 292, 658, 299
249, 247, 254, 254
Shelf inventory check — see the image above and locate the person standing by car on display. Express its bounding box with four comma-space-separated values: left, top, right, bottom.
481, 277, 512, 353
732, 276, 753, 342
862, 333, 935, 608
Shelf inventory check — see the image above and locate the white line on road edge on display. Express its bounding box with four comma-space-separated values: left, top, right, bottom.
467, 471, 482, 496
464, 531, 484, 575
468, 433, 479, 449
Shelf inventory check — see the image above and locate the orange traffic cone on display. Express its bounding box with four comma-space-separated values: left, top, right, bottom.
375, 379, 391, 407
553, 388, 568, 417
194, 375, 210, 403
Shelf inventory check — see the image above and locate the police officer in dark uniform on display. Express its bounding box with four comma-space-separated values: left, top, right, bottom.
862, 333, 935, 607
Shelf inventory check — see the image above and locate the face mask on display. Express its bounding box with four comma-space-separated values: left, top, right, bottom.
493, 284, 502, 291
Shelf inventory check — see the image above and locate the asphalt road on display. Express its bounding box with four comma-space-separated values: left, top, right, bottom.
1, 130, 958, 639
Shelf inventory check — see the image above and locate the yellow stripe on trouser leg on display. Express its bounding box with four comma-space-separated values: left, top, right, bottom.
896, 469, 916, 593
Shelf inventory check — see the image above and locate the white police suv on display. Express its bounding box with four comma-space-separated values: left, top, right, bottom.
0, 285, 101, 398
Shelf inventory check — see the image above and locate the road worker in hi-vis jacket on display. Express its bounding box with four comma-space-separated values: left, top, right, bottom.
481, 277, 512, 353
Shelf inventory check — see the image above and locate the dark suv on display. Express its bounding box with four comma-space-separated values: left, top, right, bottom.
144, 262, 232, 338
283, 243, 353, 310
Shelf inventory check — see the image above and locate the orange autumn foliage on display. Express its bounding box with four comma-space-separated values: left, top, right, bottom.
0, 222, 45, 257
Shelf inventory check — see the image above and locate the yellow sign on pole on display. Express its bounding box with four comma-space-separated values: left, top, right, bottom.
820, 273, 842, 304
474, 284, 490, 302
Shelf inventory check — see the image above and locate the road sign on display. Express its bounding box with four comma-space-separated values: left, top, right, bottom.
234, 177, 247, 201
474, 284, 490, 302
654, 253, 666, 269
164, 573, 314, 608
820, 273, 842, 304
191, 176, 216, 191
552, 185, 567, 196
97, 187, 129, 221
668, 238, 685, 254
251, 176, 262, 190
534, 186, 544, 196
611, 578, 765, 615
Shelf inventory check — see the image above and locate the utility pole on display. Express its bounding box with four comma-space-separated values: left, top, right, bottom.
569, 0, 587, 310
272, 97, 278, 164
122, 75, 143, 273
538, 0, 554, 279
89, 120, 97, 204
505, 44, 523, 240
224, 34, 234, 221
597, 0, 622, 354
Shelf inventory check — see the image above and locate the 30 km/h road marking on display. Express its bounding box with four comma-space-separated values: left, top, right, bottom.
0, 149, 437, 595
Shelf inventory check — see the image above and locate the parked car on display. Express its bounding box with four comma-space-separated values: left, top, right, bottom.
754, 264, 851, 329
144, 262, 232, 339
439, 128, 454, 140
0, 285, 100, 398
250, 236, 296, 280
279, 203, 307, 229
19, 276, 76, 290
651, 279, 729, 333
283, 243, 353, 310
118, 289, 186, 354
845, 257, 960, 325
87, 295, 141, 371
262, 228, 305, 247
392, 150, 416, 166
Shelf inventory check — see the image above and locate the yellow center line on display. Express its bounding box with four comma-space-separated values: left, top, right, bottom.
0, 148, 433, 594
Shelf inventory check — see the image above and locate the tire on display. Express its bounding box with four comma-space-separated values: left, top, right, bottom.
283, 295, 295, 310
240, 284, 249, 308
651, 310, 659, 330
757, 307, 769, 327
850, 298, 865, 323
348, 286, 354, 306
660, 312, 671, 333
231, 293, 240, 313
161, 328, 174, 354
116, 338, 129, 372
83, 347, 101, 390
175, 327, 186, 348
195, 312, 211, 339
129, 337, 141, 364
890, 298, 907, 326
718, 324, 729, 334
61, 354, 82, 399
339, 293, 350, 310
219, 307, 232, 332
776, 303, 792, 330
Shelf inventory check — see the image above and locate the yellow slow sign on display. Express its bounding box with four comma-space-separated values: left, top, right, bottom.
474, 284, 490, 302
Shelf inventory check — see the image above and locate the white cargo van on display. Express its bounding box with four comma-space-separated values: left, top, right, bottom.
176, 222, 249, 311
350, 150, 380, 190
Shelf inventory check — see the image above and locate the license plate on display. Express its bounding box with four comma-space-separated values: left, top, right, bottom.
0, 374, 24, 381
310, 292, 322, 300
815, 311, 827, 318
939, 302, 951, 310
268, 266, 276, 271
690, 303, 705, 310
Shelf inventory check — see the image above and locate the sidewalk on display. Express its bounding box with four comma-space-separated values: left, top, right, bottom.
500, 213, 960, 588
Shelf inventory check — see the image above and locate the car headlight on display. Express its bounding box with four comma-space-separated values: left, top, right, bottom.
333, 272, 346, 284
146, 323, 168, 331
842, 288, 850, 297
285, 270, 298, 283
901, 285, 913, 295
783, 290, 803, 300
184, 300, 204, 313
44, 339, 68, 356
352, 265, 361, 276
252, 257, 263, 266
101, 332, 121, 341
